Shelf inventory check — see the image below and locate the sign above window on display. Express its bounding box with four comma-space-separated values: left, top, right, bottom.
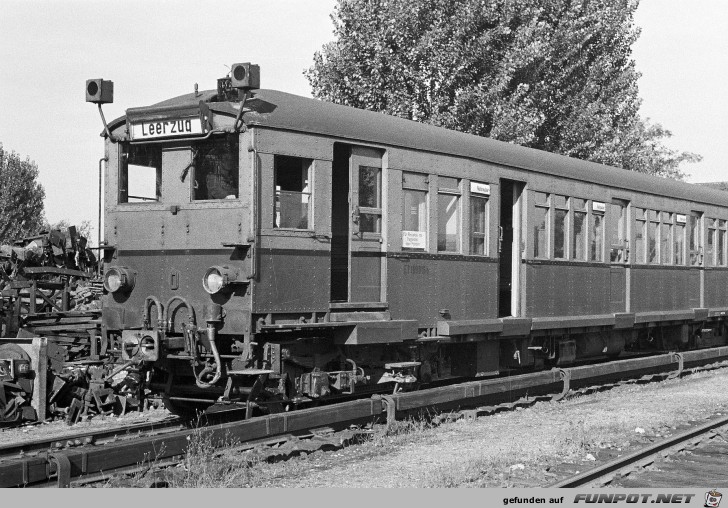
676, 214, 687, 224
130, 117, 203, 140
592, 201, 606, 213
470, 182, 490, 196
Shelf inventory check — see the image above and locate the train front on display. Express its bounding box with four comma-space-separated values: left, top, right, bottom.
90, 66, 260, 413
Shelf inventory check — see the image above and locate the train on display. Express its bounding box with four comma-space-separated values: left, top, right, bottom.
83, 63, 727, 416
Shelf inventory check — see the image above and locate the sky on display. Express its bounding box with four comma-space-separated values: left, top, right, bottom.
1, 0, 727, 244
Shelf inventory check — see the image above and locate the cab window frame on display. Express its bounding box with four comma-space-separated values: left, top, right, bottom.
273, 154, 314, 231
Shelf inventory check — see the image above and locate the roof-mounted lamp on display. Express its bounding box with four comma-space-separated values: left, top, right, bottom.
86, 79, 117, 143
230, 63, 260, 132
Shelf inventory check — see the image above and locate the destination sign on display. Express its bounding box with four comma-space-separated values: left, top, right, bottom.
130, 117, 203, 139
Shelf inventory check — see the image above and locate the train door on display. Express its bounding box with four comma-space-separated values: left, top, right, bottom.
498, 179, 525, 317
609, 199, 629, 312
330, 144, 384, 303
689, 211, 704, 308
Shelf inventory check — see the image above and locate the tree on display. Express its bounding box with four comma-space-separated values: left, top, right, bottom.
0, 144, 45, 243
306, 0, 699, 178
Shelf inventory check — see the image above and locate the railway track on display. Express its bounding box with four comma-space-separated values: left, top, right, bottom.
1, 345, 727, 488
0, 416, 183, 462
551, 413, 728, 487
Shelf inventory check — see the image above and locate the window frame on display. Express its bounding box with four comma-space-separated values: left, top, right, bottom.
589, 201, 606, 262
553, 195, 569, 260
273, 155, 314, 231
357, 164, 383, 236
469, 181, 490, 256
533, 191, 550, 259
191, 135, 240, 202
118, 142, 163, 204
436, 177, 462, 253
401, 171, 429, 251
572, 198, 588, 262
674, 214, 687, 266
706, 218, 717, 267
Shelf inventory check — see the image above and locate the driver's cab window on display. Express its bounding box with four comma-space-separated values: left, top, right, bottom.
120, 144, 162, 203
193, 135, 239, 200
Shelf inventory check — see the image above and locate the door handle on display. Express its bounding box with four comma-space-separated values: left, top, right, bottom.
498, 226, 504, 253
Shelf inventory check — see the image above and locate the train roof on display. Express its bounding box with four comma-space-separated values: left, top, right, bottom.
110, 88, 728, 208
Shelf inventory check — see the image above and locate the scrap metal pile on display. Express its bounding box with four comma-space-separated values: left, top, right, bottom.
0, 227, 141, 426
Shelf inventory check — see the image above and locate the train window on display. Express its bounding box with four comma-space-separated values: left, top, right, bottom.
534, 192, 550, 259
572, 198, 587, 261
648, 210, 659, 263
719, 220, 727, 266
358, 166, 382, 233
120, 144, 162, 203
706, 218, 716, 267
193, 136, 239, 200
590, 202, 605, 262
274, 155, 312, 229
689, 212, 702, 266
675, 214, 686, 265
554, 195, 568, 259
437, 193, 460, 252
635, 208, 647, 263
660, 213, 672, 264
402, 172, 428, 251
469, 181, 490, 256
437, 177, 461, 252
609, 201, 627, 263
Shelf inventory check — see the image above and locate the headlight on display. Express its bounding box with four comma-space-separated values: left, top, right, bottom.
103, 266, 136, 293
203, 265, 239, 294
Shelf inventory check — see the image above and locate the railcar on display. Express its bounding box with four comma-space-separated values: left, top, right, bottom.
87, 64, 728, 415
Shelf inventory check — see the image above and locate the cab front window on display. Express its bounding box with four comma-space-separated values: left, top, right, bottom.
193, 135, 239, 200
120, 144, 162, 203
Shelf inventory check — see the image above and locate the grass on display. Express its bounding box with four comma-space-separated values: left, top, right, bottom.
103, 426, 267, 488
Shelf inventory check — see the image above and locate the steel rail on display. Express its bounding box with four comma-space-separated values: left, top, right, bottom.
0, 416, 183, 462
551, 414, 728, 488
1, 345, 727, 488
0, 404, 256, 464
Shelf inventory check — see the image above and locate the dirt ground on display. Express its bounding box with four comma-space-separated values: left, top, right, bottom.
232, 366, 728, 488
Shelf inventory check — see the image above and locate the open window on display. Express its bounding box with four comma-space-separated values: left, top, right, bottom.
120, 144, 162, 203
274, 155, 312, 229
437, 177, 461, 252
